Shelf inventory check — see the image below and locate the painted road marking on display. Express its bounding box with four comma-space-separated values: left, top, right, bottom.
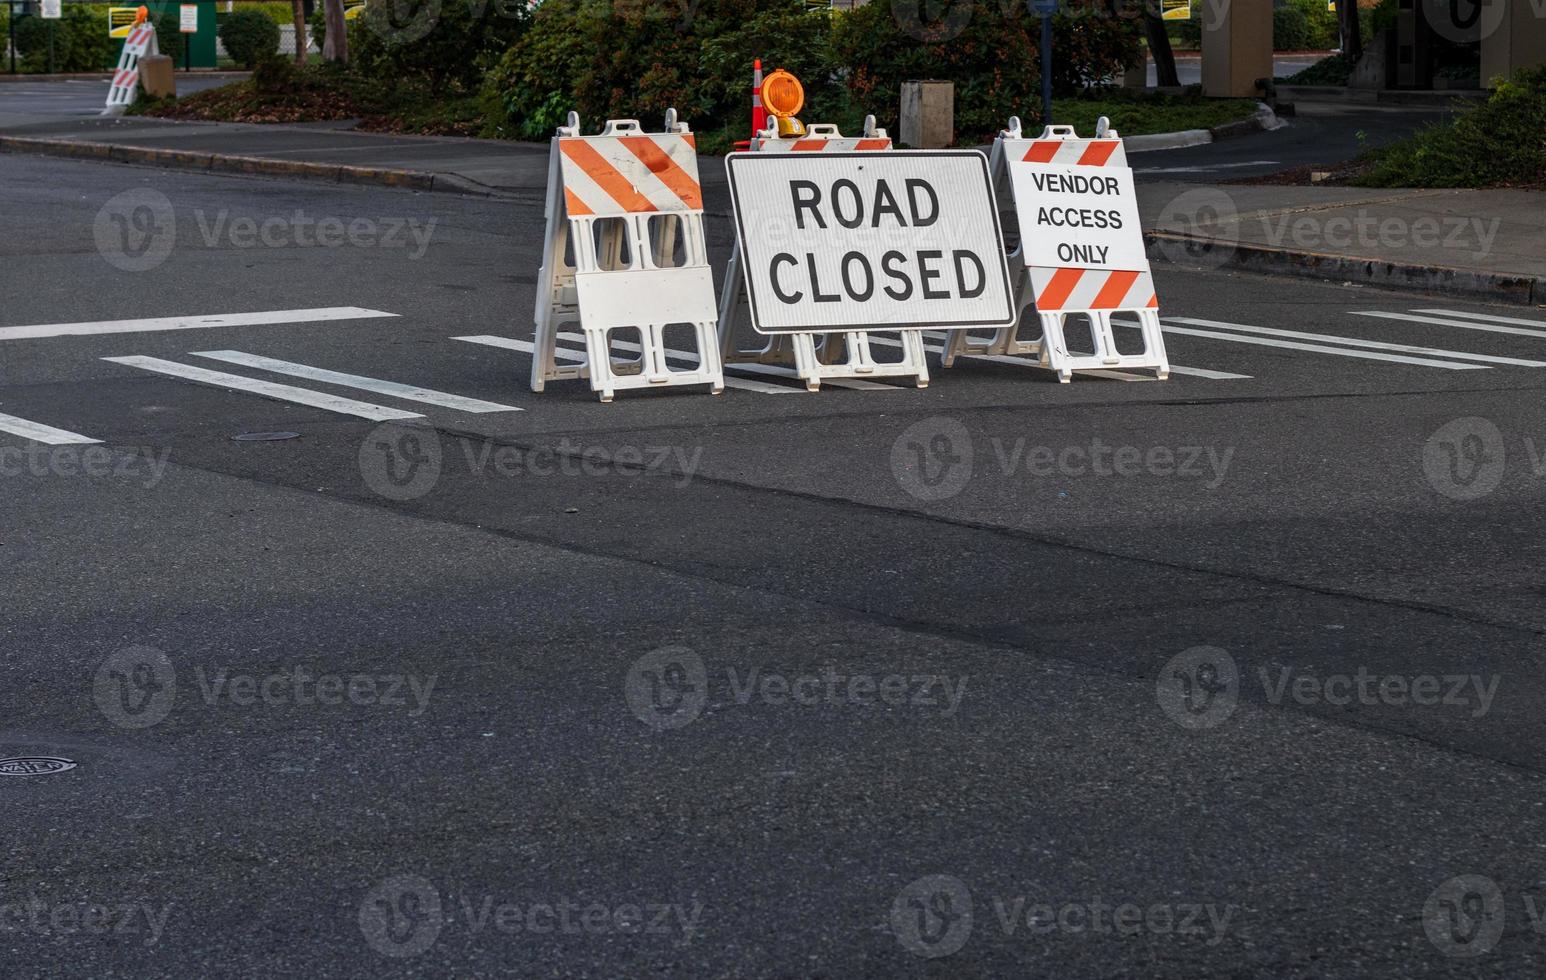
0, 308, 398, 342
927, 328, 1251, 380
0, 410, 101, 445
102, 356, 423, 421
1166, 317, 1546, 368
189, 351, 523, 413
1352, 311, 1546, 341
456, 335, 799, 395
1415, 309, 1546, 329
1159, 326, 1487, 370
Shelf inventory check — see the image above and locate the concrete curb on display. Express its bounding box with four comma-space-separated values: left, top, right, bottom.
1144, 232, 1541, 305
1125, 103, 1284, 154
0, 135, 505, 196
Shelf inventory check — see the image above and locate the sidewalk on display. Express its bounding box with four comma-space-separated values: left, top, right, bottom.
1, 112, 1541, 303
1139, 182, 1546, 303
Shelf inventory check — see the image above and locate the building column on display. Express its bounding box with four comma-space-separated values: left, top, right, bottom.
1201, 0, 1273, 98
1480, 0, 1546, 84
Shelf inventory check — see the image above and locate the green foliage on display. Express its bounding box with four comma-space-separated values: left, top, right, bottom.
12, 6, 116, 72
482, 0, 836, 146
219, 9, 281, 69
1356, 65, 1546, 188
1282, 51, 1353, 85
1272, 6, 1310, 52
350, 0, 530, 95
831, 0, 1140, 143
485, 0, 1139, 149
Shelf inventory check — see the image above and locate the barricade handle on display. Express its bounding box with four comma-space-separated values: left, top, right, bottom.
806, 123, 842, 138
1036, 124, 1080, 140
557, 111, 580, 138
663, 107, 692, 135
599, 118, 645, 136
1002, 115, 1023, 140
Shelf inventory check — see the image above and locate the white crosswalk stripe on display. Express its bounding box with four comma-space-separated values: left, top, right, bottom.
102, 356, 424, 421
1414, 309, 1546, 329
0, 409, 101, 445
1159, 324, 1487, 370
188, 351, 523, 413
1165, 317, 1546, 368
1351, 311, 1546, 340
0, 308, 397, 342
456, 335, 797, 395
924, 328, 1250, 380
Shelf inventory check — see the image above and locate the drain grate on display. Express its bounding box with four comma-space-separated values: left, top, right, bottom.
0, 757, 77, 776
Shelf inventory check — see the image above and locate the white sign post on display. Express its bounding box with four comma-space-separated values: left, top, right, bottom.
41, 0, 62, 19
726, 151, 1016, 336
180, 4, 199, 32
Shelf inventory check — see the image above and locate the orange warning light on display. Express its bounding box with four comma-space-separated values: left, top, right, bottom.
133, 5, 149, 23
760, 69, 805, 120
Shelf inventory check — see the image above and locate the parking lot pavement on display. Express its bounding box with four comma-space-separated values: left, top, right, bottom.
4, 153, 1546, 976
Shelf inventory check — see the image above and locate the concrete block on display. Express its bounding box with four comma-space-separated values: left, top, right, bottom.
900, 80, 953, 149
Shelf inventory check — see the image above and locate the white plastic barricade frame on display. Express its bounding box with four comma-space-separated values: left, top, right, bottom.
717, 118, 933, 391
531, 110, 725, 402
941, 116, 1169, 382
102, 19, 158, 117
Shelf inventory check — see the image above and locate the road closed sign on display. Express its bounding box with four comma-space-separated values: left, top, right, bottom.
1008, 162, 1147, 273
726, 151, 1015, 334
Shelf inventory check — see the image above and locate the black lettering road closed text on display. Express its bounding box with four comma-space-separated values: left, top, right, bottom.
769, 249, 986, 305
726, 151, 1015, 332
789, 178, 940, 231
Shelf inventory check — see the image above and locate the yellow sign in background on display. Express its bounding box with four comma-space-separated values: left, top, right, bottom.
108, 6, 140, 38
1161, 0, 1191, 22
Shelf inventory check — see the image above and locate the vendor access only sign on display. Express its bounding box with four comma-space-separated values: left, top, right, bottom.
726, 151, 1015, 335
1008, 162, 1147, 273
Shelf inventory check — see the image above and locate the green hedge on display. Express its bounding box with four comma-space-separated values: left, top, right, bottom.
350, 0, 530, 96
1356, 65, 1546, 187
484, 0, 1139, 148
219, 9, 280, 69
9, 6, 117, 72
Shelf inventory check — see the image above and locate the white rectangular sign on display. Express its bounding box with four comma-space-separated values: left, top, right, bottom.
41, 0, 62, 18
180, 4, 199, 32
726, 151, 1016, 335
1010, 163, 1148, 271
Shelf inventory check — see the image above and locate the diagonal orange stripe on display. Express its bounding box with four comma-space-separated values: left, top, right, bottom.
1023, 141, 1059, 163
855, 139, 892, 151
563, 188, 593, 217
1146, 294, 1158, 309
1090, 270, 1141, 310
617, 136, 702, 210
560, 140, 657, 213
1077, 141, 1119, 166
1037, 268, 1084, 311
790, 140, 827, 151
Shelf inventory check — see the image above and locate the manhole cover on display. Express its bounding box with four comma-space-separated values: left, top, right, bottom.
233, 432, 302, 442
0, 757, 77, 776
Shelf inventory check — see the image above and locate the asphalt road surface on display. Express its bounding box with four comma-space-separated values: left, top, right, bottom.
3, 153, 1545, 977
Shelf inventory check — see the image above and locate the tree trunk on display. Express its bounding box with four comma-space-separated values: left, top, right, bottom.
1144, 6, 1180, 87
1340, 0, 1362, 62
322, 0, 347, 63
292, 0, 308, 66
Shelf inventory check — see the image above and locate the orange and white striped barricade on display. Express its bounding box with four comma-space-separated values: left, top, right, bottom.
717, 118, 933, 391
102, 13, 158, 117
531, 109, 724, 403
941, 117, 1169, 382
